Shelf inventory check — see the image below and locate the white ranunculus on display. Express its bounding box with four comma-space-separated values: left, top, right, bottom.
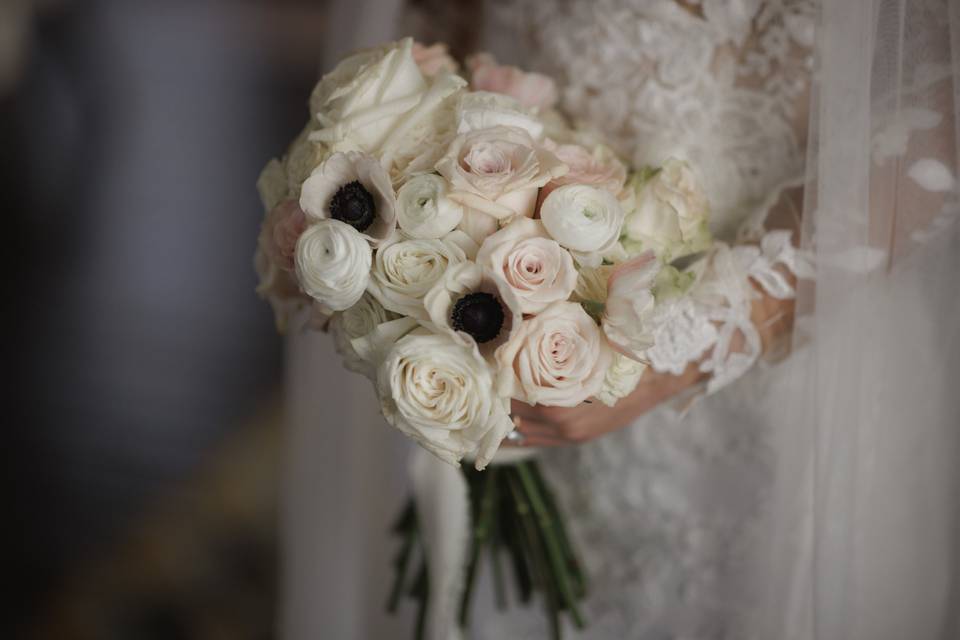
455, 91, 544, 139
423, 261, 522, 358
602, 252, 660, 361
596, 353, 647, 407
294, 219, 372, 312
622, 159, 712, 262
539, 184, 625, 267
436, 125, 567, 221
330, 292, 396, 377
396, 174, 463, 238
476, 217, 577, 314
377, 332, 514, 469
299, 151, 397, 246
367, 234, 468, 319
496, 302, 613, 407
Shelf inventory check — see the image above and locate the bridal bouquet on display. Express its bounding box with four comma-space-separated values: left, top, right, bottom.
256, 38, 712, 639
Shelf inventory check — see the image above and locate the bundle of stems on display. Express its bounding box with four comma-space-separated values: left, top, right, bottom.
388, 459, 587, 640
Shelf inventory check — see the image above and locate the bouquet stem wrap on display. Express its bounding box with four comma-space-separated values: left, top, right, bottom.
393, 448, 586, 640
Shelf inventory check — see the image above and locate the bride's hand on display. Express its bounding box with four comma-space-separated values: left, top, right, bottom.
506, 286, 796, 447
507, 361, 705, 447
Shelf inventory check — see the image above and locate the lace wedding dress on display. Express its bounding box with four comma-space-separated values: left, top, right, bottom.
283, 2, 960, 639
413, 2, 820, 638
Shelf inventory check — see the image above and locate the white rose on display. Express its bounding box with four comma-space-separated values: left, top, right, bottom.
623, 159, 711, 262
377, 332, 514, 469
596, 353, 647, 407
308, 38, 466, 175
309, 38, 424, 151
330, 292, 396, 377
539, 184, 625, 267
476, 217, 577, 314
496, 302, 613, 407
294, 219, 372, 312
436, 125, 567, 221
396, 174, 463, 238
455, 91, 544, 139
601, 253, 660, 361
299, 151, 397, 246
367, 234, 467, 319
423, 261, 522, 358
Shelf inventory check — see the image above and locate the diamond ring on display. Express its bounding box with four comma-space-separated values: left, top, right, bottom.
505, 428, 527, 446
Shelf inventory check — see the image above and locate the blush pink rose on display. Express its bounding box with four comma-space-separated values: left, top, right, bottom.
539, 140, 628, 203
495, 301, 613, 407
261, 199, 307, 272
467, 53, 559, 111
411, 42, 459, 76
476, 217, 577, 314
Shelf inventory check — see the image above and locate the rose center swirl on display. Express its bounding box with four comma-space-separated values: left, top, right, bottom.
329, 180, 376, 232
451, 292, 505, 344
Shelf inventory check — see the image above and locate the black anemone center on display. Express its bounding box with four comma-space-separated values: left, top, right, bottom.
451, 292, 505, 344
330, 181, 376, 232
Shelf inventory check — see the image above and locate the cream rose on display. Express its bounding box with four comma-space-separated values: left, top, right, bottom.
476, 217, 577, 314
308, 38, 466, 174
496, 302, 613, 407
455, 91, 544, 139
299, 151, 397, 246
602, 252, 660, 361
436, 125, 567, 221
424, 261, 522, 358
596, 353, 647, 407
396, 174, 463, 238
367, 234, 467, 319
466, 53, 559, 111
539, 184, 625, 267
330, 292, 396, 377
377, 332, 514, 469
294, 219, 372, 312
309, 38, 426, 151
622, 159, 712, 262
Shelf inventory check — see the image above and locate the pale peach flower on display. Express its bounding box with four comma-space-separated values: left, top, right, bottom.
467, 53, 558, 111
540, 140, 627, 202
412, 42, 459, 76
261, 199, 307, 272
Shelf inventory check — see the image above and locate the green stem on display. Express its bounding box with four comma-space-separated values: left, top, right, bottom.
517, 462, 586, 628
505, 467, 562, 640
528, 462, 587, 598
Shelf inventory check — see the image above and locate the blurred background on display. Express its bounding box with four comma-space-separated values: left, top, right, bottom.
4, 0, 337, 637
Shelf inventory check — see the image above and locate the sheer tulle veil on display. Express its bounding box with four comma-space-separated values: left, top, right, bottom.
754, 1, 960, 637
281, 1, 960, 638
